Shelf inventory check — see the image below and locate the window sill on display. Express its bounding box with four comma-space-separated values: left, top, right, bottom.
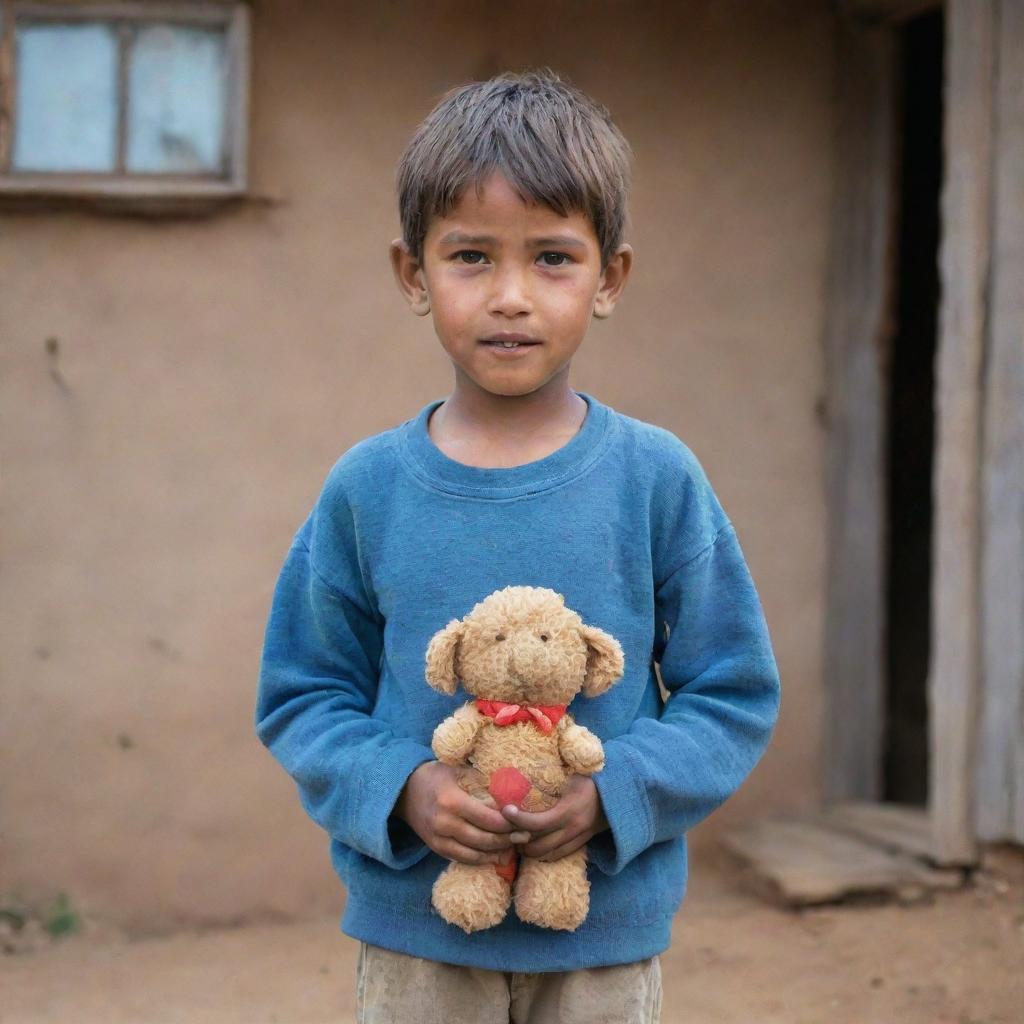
0, 175, 267, 216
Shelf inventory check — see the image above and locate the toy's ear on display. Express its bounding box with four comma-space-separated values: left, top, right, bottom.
579, 624, 625, 697
425, 619, 465, 695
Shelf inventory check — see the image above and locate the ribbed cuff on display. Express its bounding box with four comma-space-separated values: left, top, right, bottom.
588, 741, 653, 875
351, 740, 436, 869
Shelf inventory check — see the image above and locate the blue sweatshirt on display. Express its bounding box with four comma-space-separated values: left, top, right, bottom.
255, 390, 780, 972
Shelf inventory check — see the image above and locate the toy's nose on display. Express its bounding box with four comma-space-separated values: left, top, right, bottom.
509, 635, 546, 678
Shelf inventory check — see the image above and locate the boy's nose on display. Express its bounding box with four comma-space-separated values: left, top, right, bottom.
487, 267, 532, 317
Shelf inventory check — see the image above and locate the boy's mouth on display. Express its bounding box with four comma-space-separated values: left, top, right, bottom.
480, 334, 542, 350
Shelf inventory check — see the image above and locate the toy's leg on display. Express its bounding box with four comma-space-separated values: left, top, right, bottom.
513, 847, 590, 931
431, 861, 512, 934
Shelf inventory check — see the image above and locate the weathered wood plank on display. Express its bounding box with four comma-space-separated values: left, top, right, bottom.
822, 21, 897, 803
928, 0, 995, 866
977, 0, 1024, 845
821, 801, 935, 861
722, 819, 961, 907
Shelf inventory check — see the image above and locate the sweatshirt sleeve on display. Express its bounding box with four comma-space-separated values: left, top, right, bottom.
588, 452, 781, 875
255, 468, 435, 870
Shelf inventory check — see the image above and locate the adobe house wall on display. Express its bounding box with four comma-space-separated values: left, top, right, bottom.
0, 0, 834, 927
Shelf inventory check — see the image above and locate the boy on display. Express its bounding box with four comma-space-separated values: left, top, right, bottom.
256, 70, 780, 1023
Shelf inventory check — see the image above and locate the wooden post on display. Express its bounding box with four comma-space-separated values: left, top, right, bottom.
822, 20, 898, 803
976, 0, 1024, 844
929, 0, 995, 865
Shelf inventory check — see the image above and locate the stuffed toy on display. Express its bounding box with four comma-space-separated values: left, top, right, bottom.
424, 585, 625, 934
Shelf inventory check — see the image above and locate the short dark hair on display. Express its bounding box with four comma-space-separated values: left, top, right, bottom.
397, 69, 632, 268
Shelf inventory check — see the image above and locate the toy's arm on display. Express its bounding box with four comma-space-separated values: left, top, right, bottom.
557, 714, 605, 775
589, 516, 780, 877
432, 701, 485, 765
255, 471, 434, 872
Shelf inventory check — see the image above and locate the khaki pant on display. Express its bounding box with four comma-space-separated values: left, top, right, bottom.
356, 941, 662, 1024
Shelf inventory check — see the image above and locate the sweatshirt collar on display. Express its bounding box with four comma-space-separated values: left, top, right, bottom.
399, 390, 613, 500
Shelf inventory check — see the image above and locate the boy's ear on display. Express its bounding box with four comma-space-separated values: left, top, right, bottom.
425, 619, 465, 695
390, 238, 431, 316
593, 243, 633, 320
579, 624, 625, 697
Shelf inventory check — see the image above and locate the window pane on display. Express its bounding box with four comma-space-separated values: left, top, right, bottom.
12, 22, 119, 172
126, 24, 227, 174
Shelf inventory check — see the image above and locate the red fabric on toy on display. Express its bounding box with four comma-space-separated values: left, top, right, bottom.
494, 848, 519, 884
488, 766, 533, 808
475, 699, 567, 735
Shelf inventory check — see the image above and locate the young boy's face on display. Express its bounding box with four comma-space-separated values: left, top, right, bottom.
391, 171, 631, 400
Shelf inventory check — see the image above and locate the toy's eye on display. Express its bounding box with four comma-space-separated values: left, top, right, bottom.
539, 633, 549, 642
495, 633, 506, 642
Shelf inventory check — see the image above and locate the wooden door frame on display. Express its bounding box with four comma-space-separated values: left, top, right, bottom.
974, 0, 1024, 848
821, 10, 898, 808
822, 0, 1018, 864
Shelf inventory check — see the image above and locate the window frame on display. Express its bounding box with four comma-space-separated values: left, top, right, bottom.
0, 1, 250, 208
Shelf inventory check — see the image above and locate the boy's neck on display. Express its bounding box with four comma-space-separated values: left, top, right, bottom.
427, 376, 588, 470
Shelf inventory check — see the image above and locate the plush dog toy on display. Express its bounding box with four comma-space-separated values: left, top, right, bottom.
424, 585, 625, 933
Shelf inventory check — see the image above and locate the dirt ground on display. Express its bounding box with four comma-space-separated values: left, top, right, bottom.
2, 850, 1021, 1024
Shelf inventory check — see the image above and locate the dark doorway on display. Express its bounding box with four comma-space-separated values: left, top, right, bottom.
882, 9, 944, 806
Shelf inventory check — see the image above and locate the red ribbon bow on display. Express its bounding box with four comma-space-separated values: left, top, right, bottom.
475, 699, 566, 735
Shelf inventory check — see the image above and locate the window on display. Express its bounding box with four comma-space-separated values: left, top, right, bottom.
0, 2, 250, 207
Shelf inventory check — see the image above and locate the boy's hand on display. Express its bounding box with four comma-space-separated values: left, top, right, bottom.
500, 775, 609, 862
395, 761, 531, 866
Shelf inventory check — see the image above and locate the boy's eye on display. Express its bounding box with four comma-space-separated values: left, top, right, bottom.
538, 252, 571, 267
455, 250, 487, 264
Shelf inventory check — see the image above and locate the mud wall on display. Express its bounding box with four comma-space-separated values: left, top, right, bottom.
0, 0, 834, 928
